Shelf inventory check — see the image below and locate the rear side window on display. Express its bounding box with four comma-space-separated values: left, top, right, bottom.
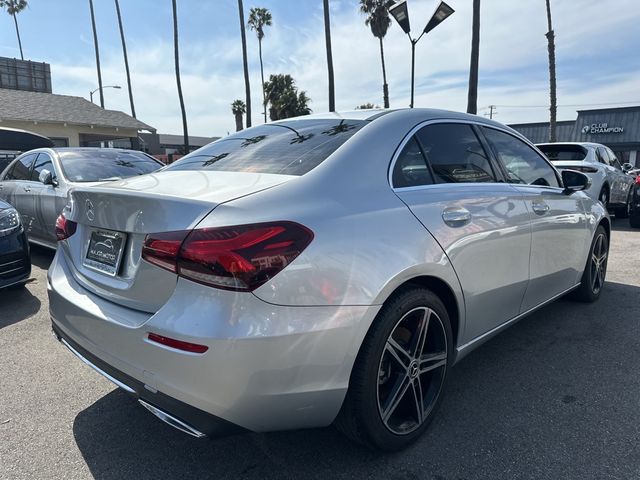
415, 123, 496, 183
166, 119, 366, 176
4, 153, 37, 180
537, 144, 587, 161
59, 150, 161, 182
482, 127, 560, 187
392, 137, 433, 188
31, 152, 56, 182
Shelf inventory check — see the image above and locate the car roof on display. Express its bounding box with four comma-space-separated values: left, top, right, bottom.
278, 108, 513, 130
536, 142, 604, 148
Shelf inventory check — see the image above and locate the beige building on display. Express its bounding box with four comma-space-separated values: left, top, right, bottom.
0, 88, 155, 149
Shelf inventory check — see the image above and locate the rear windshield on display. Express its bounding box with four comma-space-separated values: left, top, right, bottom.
59, 150, 162, 182
537, 144, 587, 161
165, 119, 366, 176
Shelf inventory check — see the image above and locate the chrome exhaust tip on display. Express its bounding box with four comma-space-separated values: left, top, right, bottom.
138, 399, 206, 438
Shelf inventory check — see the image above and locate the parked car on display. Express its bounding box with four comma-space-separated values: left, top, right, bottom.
629, 174, 640, 228
0, 148, 163, 249
49, 109, 609, 451
0, 198, 30, 289
536, 142, 635, 217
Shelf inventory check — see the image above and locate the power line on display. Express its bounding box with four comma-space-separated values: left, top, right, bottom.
480, 100, 640, 110
484, 105, 497, 119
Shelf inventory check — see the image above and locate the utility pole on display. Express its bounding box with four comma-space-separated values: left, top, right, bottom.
484, 105, 497, 119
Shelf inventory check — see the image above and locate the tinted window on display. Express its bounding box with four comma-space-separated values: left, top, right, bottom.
415, 123, 496, 183
537, 144, 587, 161
31, 152, 56, 182
59, 150, 161, 182
392, 137, 433, 188
482, 127, 560, 187
596, 148, 610, 165
166, 119, 366, 176
605, 148, 622, 170
4, 153, 37, 180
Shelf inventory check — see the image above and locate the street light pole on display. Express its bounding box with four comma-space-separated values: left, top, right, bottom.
89, 85, 122, 106
389, 1, 454, 108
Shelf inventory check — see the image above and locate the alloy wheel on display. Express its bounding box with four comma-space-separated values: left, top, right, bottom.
377, 306, 448, 435
590, 233, 608, 294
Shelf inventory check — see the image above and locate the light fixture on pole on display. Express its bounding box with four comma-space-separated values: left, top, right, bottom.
388, 0, 454, 108
90, 85, 122, 105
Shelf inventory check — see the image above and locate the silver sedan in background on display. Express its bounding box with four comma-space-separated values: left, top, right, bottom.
49, 109, 609, 451
0, 148, 162, 248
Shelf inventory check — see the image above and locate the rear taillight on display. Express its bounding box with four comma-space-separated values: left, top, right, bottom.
563, 166, 599, 174
635, 175, 640, 185
142, 221, 314, 291
55, 213, 77, 241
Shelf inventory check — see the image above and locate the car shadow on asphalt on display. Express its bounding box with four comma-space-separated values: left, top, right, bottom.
29, 244, 55, 270
0, 284, 40, 329
72, 281, 640, 480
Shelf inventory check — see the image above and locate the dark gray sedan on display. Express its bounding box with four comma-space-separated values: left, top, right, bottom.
0, 148, 162, 249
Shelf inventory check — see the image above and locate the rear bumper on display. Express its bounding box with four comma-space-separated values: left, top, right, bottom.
48, 248, 379, 434
0, 228, 30, 289
52, 321, 245, 438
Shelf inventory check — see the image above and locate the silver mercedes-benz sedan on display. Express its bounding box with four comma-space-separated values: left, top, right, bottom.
0, 148, 162, 249
49, 109, 609, 451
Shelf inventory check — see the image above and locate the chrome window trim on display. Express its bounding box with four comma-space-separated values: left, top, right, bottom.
388, 118, 524, 191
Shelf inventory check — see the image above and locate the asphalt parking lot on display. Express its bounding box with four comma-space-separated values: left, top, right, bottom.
1, 218, 639, 480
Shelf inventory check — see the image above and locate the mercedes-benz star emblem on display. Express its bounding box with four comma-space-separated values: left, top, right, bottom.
85, 199, 95, 221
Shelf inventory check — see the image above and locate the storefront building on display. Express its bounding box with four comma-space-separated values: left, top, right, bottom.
510, 106, 640, 167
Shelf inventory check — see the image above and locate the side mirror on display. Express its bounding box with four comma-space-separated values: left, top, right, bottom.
562, 169, 591, 194
622, 163, 633, 173
39, 169, 55, 186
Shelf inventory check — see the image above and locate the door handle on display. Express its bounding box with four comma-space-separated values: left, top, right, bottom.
442, 207, 472, 227
23, 186, 31, 192
531, 201, 549, 215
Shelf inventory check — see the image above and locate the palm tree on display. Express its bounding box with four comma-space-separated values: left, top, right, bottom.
88, 0, 104, 108
238, 0, 252, 128
359, 0, 391, 109
263, 74, 311, 121
545, 0, 557, 142
172, 0, 189, 153
0, 0, 27, 60
247, 7, 272, 123
231, 100, 246, 132
114, 0, 136, 118
323, 0, 335, 112
466, 0, 480, 115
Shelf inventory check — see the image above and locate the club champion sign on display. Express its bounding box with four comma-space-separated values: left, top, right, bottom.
581, 123, 624, 134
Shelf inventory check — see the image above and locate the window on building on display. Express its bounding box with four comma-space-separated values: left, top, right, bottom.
50, 137, 69, 148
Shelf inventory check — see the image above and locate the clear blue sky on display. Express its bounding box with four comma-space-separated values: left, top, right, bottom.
0, 0, 638, 136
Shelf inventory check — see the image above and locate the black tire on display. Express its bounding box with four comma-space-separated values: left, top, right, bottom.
570, 225, 608, 303
615, 193, 631, 219
598, 186, 610, 209
335, 287, 453, 451
630, 210, 640, 229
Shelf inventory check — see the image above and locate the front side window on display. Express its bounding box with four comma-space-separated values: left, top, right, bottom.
482, 127, 560, 187
59, 150, 161, 182
596, 147, 610, 165
165, 119, 366, 176
31, 152, 56, 182
4, 153, 37, 181
415, 123, 496, 183
392, 137, 433, 188
605, 148, 622, 170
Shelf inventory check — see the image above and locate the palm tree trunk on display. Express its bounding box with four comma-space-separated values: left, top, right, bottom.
115, 0, 136, 118
88, 0, 104, 108
172, 0, 189, 153
466, 0, 480, 115
12, 14, 23, 60
235, 112, 243, 132
238, 0, 252, 127
258, 38, 266, 123
379, 37, 389, 109
323, 0, 335, 112
545, 0, 557, 142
